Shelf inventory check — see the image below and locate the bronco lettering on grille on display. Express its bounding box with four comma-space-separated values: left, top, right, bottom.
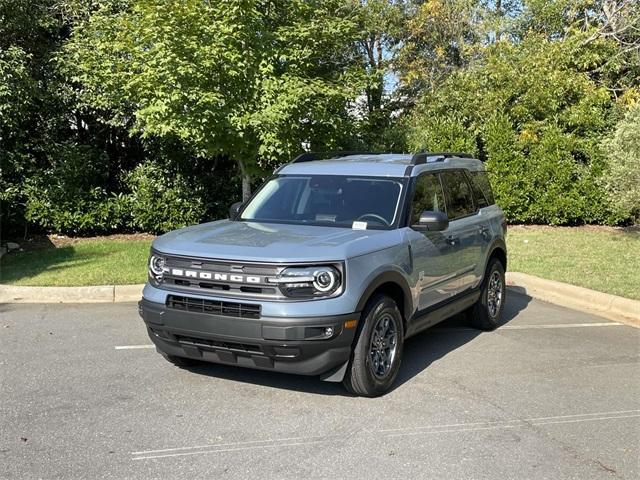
170, 268, 263, 284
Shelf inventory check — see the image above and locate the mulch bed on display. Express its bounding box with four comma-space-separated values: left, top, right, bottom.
5, 233, 155, 253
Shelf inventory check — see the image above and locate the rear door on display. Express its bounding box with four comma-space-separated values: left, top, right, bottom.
439, 170, 481, 294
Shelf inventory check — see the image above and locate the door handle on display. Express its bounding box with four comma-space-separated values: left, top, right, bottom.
446, 235, 459, 246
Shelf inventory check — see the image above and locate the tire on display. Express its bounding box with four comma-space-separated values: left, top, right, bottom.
468, 257, 506, 331
343, 294, 404, 397
161, 353, 202, 368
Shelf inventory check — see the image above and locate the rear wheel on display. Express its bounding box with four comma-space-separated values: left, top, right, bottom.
343, 294, 404, 397
469, 258, 506, 331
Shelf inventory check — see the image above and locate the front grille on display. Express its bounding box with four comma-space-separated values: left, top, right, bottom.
166, 295, 261, 319
160, 255, 284, 299
175, 335, 263, 355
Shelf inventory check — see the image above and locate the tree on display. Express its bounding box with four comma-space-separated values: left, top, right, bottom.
66, 0, 363, 201
0, 0, 149, 236
396, 0, 484, 96
518, 0, 640, 98
0, 0, 74, 237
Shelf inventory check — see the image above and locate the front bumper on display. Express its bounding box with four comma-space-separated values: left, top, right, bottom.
139, 298, 359, 377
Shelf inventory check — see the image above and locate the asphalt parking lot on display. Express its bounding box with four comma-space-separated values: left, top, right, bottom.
1, 293, 638, 479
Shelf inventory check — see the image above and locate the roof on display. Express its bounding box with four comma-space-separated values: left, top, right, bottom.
278, 153, 485, 177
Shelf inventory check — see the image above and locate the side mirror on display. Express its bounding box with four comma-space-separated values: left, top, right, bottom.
229, 201, 243, 220
412, 210, 449, 232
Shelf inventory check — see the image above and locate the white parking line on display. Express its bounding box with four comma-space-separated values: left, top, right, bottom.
499, 322, 621, 330
131, 434, 344, 455
131, 409, 640, 460
434, 322, 622, 332
385, 413, 640, 438
132, 440, 329, 461
378, 409, 640, 433
114, 344, 155, 350
115, 322, 623, 351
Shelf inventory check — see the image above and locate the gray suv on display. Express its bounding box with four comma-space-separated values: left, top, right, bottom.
139, 152, 507, 396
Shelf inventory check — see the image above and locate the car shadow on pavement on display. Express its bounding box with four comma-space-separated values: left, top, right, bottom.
181, 292, 532, 397
182, 361, 348, 396
393, 292, 530, 391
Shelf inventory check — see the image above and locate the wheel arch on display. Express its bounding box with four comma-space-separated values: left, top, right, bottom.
355, 271, 413, 329
485, 238, 507, 273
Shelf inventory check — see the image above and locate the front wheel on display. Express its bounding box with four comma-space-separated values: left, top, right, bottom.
468, 258, 506, 331
343, 294, 404, 397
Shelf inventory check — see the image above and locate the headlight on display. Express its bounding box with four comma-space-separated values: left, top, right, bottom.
148, 255, 166, 283
269, 265, 342, 298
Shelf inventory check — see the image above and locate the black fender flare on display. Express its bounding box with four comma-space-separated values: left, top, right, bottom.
355, 270, 414, 319
484, 237, 507, 273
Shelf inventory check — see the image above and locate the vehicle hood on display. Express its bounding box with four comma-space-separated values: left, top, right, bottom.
152, 220, 403, 263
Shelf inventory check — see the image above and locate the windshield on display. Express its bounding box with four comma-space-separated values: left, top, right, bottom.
240, 175, 404, 229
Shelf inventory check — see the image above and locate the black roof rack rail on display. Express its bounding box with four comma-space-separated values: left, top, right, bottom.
291, 151, 384, 163
410, 152, 475, 165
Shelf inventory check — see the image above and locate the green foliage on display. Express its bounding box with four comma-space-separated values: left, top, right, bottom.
23, 143, 130, 234
397, 0, 482, 92
407, 32, 629, 224
22, 147, 217, 235
65, 0, 363, 199
600, 104, 640, 222
124, 161, 205, 234
2, 0, 639, 237
407, 115, 477, 155
0, 46, 35, 233
0, 46, 33, 130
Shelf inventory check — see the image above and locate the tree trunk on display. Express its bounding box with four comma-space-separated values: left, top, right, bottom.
242, 174, 251, 202
238, 158, 252, 201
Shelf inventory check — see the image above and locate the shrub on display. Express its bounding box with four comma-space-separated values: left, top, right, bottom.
124, 161, 205, 234
23, 142, 130, 235
600, 104, 640, 223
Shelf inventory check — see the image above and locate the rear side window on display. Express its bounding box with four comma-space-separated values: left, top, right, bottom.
440, 170, 475, 219
410, 173, 446, 225
467, 171, 495, 207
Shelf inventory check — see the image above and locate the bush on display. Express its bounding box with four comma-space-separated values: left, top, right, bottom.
406, 35, 629, 225
21, 140, 238, 235
24, 142, 130, 235
124, 161, 205, 234
483, 115, 617, 225
600, 104, 640, 223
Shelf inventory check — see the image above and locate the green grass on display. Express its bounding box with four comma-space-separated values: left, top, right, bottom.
0, 239, 151, 286
506, 226, 640, 300
1, 227, 639, 300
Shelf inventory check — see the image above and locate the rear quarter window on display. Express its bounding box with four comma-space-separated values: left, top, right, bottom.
467, 171, 496, 207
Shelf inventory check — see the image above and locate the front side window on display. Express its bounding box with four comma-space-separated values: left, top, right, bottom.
441, 170, 476, 219
410, 173, 446, 225
240, 175, 404, 229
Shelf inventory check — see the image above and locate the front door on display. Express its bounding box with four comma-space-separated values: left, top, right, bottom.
406, 172, 459, 311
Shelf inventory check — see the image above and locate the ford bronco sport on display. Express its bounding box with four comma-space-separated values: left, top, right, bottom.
139, 152, 507, 396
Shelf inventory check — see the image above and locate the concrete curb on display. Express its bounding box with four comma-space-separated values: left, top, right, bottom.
1, 274, 638, 328
506, 272, 639, 328
0, 284, 144, 304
